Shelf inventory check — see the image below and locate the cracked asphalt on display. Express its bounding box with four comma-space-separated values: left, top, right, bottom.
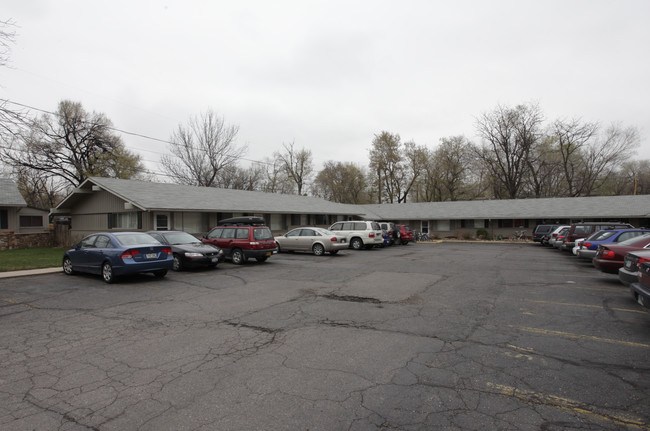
1, 242, 649, 430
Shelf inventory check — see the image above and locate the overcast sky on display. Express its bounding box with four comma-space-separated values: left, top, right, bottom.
2, 0, 649, 179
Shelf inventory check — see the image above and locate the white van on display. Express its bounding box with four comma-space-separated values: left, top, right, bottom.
328, 221, 384, 250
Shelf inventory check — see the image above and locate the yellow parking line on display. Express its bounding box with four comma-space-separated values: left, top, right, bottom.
510, 325, 650, 348
525, 299, 646, 314
487, 382, 648, 429
0, 297, 38, 310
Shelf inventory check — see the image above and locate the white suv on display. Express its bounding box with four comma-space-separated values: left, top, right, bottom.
328, 221, 384, 250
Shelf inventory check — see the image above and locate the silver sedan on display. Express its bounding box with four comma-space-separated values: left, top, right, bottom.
275, 227, 348, 256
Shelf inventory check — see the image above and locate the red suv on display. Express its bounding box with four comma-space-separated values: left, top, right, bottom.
396, 224, 414, 245
202, 217, 277, 264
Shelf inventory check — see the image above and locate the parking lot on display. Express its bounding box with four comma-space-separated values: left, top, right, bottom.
1, 242, 649, 430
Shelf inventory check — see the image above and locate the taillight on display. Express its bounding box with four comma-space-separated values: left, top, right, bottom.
601, 250, 615, 259
162, 247, 172, 255
330, 237, 338, 242
637, 257, 650, 269
120, 250, 140, 259
369, 233, 375, 238
583, 242, 592, 248
249, 241, 260, 249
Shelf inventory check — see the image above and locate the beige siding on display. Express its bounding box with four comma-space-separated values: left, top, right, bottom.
74, 190, 129, 213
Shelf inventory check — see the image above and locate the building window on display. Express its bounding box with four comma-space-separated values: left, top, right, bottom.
291, 214, 301, 225
315, 215, 327, 225
108, 212, 142, 229
421, 220, 429, 234
1, 209, 8, 229
155, 213, 169, 230
19, 215, 43, 227
434, 220, 450, 231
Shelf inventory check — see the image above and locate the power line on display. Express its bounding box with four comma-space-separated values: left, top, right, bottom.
0, 98, 274, 166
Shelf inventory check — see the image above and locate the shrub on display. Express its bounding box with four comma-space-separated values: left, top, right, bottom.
476, 229, 488, 240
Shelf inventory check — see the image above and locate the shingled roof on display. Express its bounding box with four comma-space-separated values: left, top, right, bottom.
54, 177, 650, 221
0, 178, 27, 207
360, 194, 650, 220
56, 177, 364, 216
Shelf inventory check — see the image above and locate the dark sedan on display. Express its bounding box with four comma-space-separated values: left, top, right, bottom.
618, 249, 650, 286
592, 234, 650, 274
147, 231, 224, 271
62, 232, 173, 283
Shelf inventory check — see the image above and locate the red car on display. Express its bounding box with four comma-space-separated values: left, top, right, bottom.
396, 224, 414, 245
202, 216, 277, 264
592, 234, 650, 274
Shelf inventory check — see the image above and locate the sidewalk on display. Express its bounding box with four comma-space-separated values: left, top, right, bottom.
0, 267, 61, 279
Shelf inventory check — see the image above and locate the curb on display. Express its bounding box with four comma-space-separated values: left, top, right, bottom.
0, 267, 62, 279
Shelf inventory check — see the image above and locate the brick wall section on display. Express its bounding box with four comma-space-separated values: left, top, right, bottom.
0, 232, 54, 250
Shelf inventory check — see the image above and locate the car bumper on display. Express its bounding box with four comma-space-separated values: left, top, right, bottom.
327, 242, 350, 252
243, 248, 278, 259
631, 281, 650, 308
182, 254, 225, 267
113, 258, 174, 275
618, 267, 638, 287
577, 249, 597, 260
592, 257, 623, 274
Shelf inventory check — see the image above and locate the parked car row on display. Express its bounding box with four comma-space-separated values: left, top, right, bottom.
536, 221, 650, 312
63, 217, 415, 283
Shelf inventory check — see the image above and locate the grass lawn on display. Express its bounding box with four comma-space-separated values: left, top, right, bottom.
0, 247, 67, 272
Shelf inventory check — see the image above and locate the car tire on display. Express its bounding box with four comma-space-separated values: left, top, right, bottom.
153, 270, 167, 278
62, 257, 75, 275
351, 238, 363, 250
275, 242, 282, 253
172, 254, 183, 271
102, 262, 115, 284
231, 249, 245, 265
312, 243, 325, 256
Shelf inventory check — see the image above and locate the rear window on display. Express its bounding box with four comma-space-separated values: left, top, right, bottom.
573, 225, 591, 235
589, 231, 617, 241
371, 222, 381, 230
535, 225, 552, 233
254, 228, 273, 240
116, 233, 160, 246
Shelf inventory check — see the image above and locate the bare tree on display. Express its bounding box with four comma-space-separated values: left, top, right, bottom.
274, 142, 313, 195
0, 18, 16, 68
578, 124, 639, 196
369, 131, 402, 203
551, 118, 598, 196
475, 103, 544, 199
1, 100, 140, 189
160, 110, 245, 187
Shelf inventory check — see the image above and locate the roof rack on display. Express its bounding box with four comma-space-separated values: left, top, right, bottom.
217, 216, 266, 226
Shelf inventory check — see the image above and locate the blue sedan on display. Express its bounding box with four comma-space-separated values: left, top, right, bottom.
62, 232, 174, 283
577, 229, 650, 260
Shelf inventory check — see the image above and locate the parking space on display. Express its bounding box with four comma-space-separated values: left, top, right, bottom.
1, 242, 649, 430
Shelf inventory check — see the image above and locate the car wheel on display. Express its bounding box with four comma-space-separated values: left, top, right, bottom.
153, 270, 167, 278
275, 242, 282, 253
231, 249, 245, 265
351, 238, 363, 250
330, 250, 339, 255
256, 256, 268, 263
312, 243, 325, 256
62, 257, 75, 275
102, 262, 115, 284
172, 254, 183, 271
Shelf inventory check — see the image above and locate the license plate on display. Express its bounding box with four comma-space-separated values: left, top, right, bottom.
211, 257, 218, 263
266, 251, 272, 257
146, 253, 157, 259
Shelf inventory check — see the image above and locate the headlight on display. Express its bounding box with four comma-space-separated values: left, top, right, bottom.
184, 252, 203, 258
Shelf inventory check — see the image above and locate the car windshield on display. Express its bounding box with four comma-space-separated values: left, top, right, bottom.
253, 227, 273, 240
115, 233, 161, 246
163, 232, 200, 245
